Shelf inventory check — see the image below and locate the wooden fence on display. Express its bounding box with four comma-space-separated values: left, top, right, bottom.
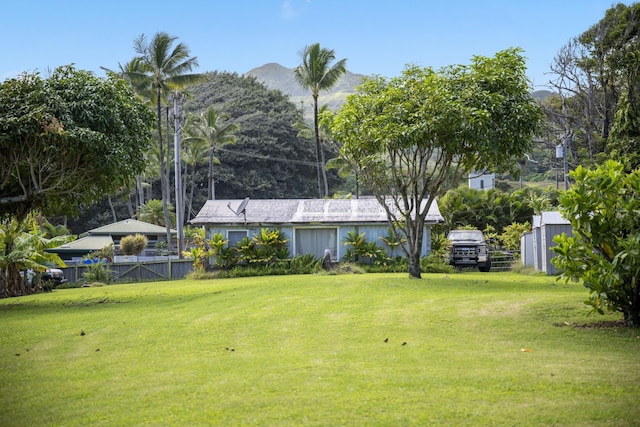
62, 259, 194, 284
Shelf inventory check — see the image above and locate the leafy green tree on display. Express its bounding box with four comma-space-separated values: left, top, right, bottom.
552, 160, 640, 327
500, 222, 531, 254
0, 66, 154, 219
128, 32, 206, 249
545, 3, 640, 169
330, 49, 543, 278
183, 107, 239, 200
294, 43, 347, 197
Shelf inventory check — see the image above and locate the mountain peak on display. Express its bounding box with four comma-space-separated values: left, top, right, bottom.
245, 63, 367, 116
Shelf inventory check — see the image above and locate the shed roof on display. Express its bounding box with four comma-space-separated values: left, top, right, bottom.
88, 219, 175, 235
190, 198, 444, 226
540, 211, 570, 225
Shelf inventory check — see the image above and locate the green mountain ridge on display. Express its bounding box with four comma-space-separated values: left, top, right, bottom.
245, 63, 366, 116
246, 63, 552, 115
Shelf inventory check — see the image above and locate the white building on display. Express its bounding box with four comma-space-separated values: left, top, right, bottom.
468, 171, 495, 190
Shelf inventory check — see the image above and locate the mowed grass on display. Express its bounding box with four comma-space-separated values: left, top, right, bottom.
1, 272, 639, 426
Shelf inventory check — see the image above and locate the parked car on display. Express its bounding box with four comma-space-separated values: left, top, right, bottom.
447, 229, 492, 272
41, 268, 66, 287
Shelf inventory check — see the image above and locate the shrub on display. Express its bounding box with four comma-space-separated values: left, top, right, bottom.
82, 261, 112, 284
120, 234, 148, 256
421, 253, 455, 274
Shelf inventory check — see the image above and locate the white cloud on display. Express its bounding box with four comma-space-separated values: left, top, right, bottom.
281, 0, 296, 19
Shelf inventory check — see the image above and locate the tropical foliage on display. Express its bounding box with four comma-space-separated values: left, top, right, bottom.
552, 160, 640, 327
0, 213, 72, 297
0, 66, 154, 219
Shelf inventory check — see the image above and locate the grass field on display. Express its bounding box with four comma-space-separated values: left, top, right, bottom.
1, 272, 638, 426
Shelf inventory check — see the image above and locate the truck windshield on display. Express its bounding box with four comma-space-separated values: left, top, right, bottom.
448, 231, 483, 241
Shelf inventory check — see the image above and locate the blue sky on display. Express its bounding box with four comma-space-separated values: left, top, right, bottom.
0, 1, 631, 89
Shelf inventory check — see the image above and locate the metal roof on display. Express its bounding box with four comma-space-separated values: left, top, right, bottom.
48, 235, 114, 252
190, 198, 444, 226
540, 211, 570, 225
88, 219, 176, 235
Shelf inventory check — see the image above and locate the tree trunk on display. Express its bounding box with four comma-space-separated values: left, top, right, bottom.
408, 255, 422, 279
208, 146, 215, 200
107, 196, 117, 222
136, 175, 144, 208
156, 92, 172, 254
165, 107, 172, 205
312, 95, 323, 198
624, 284, 640, 327
319, 136, 329, 197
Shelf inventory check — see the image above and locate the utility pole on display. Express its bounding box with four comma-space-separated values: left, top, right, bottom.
172, 91, 185, 258
563, 135, 570, 191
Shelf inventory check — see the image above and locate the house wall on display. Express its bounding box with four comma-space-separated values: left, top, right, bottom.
205, 224, 432, 261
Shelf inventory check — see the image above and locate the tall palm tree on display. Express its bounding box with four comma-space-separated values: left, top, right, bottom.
180, 118, 209, 219
294, 43, 347, 198
183, 107, 240, 200
128, 32, 206, 252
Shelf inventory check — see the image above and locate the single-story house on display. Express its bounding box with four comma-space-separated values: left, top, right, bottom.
189, 198, 444, 260
48, 219, 176, 263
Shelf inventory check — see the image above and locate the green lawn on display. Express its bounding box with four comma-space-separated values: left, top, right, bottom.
1, 272, 638, 426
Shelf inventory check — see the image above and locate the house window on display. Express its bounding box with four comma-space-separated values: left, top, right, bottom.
227, 230, 248, 247
295, 228, 338, 259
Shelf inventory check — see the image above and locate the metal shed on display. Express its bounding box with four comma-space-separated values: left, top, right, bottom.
539, 211, 572, 275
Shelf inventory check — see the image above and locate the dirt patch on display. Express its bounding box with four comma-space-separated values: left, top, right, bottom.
553, 320, 627, 329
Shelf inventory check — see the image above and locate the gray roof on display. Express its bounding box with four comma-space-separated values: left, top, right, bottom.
190, 198, 444, 226
48, 235, 114, 253
88, 219, 176, 235
540, 211, 570, 225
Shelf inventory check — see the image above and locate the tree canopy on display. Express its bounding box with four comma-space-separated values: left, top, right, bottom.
0, 66, 155, 219
545, 2, 640, 170
329, 48, 544, 278
183, 71, 319, 200
552, 160, 640, 327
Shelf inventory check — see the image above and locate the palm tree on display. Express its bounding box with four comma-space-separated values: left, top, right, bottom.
137, 199, 175, 227
183, 107, 239, 200
129, 32, 206, 253
180, 118, 209, 219
294, 43, 347, 198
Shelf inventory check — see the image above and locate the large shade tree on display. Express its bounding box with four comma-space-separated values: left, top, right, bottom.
294, 43, 347, 197
0, 66, 154, 219
329, 48, 544, 278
